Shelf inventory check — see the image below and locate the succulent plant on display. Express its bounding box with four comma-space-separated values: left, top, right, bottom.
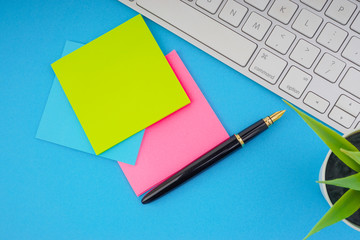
285, 101, 360, 239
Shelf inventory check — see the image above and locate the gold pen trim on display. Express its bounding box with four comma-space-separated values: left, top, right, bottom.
235, 134, 244, 146
263, 116, 273, 127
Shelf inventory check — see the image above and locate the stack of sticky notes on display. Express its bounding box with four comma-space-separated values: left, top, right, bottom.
37, 15, 229, 196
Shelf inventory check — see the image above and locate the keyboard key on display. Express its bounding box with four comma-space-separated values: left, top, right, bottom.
304, 92, 330, 113
351, 12, 360, 34
314, 53, 346, 83
196, 0, 223, 14
219, 0, 248, 27
292, 9, 323, 38
339, 68, 360, 99
336, 95, 360, 117
325, 0, 357, 25
342, 37, 360, 66
290, 39, 320, 68
249, 49, 287, 84
329, 106, 355, 128
242, 12, 271, 40
301, 0, 327, 11
266, 25, 296, 54
268, 0, 298, 24
137, 0, 257, 67
244, 0, 270, 11
279, 66, 312, 98
317, 23, 348, 52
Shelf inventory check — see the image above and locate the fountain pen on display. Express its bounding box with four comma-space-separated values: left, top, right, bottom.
141, 110, 286, 204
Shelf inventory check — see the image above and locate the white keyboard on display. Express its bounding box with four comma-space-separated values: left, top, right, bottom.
118, 0, 360, 133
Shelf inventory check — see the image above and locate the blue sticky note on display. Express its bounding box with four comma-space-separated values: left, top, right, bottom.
36, 40, 144, 164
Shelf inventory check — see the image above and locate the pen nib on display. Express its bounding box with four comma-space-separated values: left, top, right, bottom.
269, 110, 286, 124
263, 110, 285, 127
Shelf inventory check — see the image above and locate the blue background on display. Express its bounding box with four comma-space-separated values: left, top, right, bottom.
1, 0, 358, 239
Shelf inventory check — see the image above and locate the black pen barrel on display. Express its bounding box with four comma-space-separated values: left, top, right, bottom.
238, 119, 268, 143
141, 135, 241, 203
141, 117, 276, 204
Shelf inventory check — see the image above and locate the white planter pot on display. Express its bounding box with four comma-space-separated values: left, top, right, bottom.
319, 128, 360, 232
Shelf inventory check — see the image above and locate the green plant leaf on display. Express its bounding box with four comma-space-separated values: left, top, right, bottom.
341, 149, 360, 166
304, 189, 360, 240
284, 100, 360, 172
317, 172, 360, 191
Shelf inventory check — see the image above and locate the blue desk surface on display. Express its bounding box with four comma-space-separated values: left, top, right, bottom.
1, 0, 358, 239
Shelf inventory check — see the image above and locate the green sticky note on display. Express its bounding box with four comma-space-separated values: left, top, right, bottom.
51, 15, 190, 155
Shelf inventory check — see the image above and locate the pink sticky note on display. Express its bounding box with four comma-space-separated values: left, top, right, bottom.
119, 51, 230, 196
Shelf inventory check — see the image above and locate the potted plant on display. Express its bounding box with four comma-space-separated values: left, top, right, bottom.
285, 101, 360, 239
319, 129, 360, 233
